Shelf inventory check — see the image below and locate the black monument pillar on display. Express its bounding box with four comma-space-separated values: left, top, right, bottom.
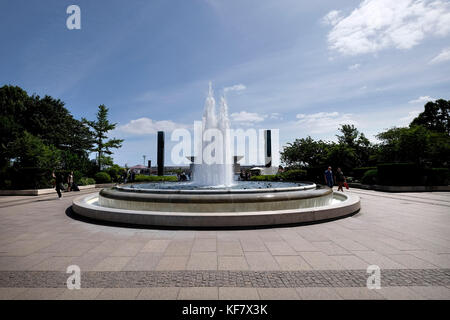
264, 129, 272, 168
157, 131, 164, 176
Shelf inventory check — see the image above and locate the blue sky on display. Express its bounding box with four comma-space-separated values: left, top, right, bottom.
1, 0, 449, 166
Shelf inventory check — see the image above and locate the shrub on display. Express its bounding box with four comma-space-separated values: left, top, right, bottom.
279, 169, 307, 181
352, 167, 377, 180
94, 172, 111, 183
250, 175, 278, 182
106, 164, 123, 182
361, 169, 378, 185
134, 175, 178, 182
78, 177, 96, 186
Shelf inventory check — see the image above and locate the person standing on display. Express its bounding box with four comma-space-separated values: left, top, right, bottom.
335, 167, 346, 192
67, 171, 74, 192
324, 166, 334, 188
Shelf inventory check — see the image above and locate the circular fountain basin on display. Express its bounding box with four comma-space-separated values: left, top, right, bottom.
72, 181, 360, 228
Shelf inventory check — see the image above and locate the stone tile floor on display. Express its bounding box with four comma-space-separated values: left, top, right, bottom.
0, 188, 449, 299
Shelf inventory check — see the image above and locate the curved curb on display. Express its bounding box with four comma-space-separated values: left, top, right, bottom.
72, 191, 360, 228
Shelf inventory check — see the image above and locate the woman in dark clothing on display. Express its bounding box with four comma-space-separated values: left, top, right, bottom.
335, 167, 346, 192
52, 171, 64, 199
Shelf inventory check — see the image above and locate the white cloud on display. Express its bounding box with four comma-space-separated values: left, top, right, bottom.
117, 118, 187, 135
295, 112, 356, 134
324, 0, 450, 55
224, 84, 246, 92
230, 111, 265, 123
348, 63, 361, 70
408, 96, 436, 104
429, 47, 450, 64
269, 112, 283, 120
321, 10, 343, 26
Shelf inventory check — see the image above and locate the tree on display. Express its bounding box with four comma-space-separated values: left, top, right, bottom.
83, 105, 123, 170
376, 125, 450, 167
410, 99, 449, 135
281, 136, 329, 168
336, 124, 373, 167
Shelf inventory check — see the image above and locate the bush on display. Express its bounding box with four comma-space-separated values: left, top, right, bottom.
134, 175, 178, 182
78, 177, 96, 186
250, 175, 278, 181
361, 169, 378, 185
352, 167, 377, 180
94, 172, 111, 183
106, 164, 123, 182
279, 169, 307, 181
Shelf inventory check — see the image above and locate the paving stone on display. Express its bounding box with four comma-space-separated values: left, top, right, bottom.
264, 241, 297, 256
0, 288, 28, 299
296, 287, 342, 300
409, 286, 450, 299
218, 256, 249, 271
219, 287, 259, 300
96, 288, 141, 300
273, 256, 312, 271
14, 288, 65, 300
141, 240, 171, 253
217, 241, 244, 256
137, 287, 179, 300
154, 256, 188, 271
257, 288, 300, 300
299, 252, 343, 270
377, 286, 426, 300
186, 252, 218, 270
245, 252, 280, 271
58, 288, 103, 300
178, 287, 218, 300
334, 287, 385, 300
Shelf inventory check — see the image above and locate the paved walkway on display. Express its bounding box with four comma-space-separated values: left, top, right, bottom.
0, 188, 449, 300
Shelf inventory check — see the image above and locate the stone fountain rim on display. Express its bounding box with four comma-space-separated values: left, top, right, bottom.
71, 191, 360, 228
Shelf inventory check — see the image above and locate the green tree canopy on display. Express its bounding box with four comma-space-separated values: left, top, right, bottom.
410, 99, 449, 135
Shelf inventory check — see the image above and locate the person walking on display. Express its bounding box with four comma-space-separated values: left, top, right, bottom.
335, 167, 346, 192
67, 171, 74, 192
52, 171, 64, 199
324, 166, 334, 188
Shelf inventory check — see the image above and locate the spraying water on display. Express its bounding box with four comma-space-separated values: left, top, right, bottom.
194, 83, 234, 187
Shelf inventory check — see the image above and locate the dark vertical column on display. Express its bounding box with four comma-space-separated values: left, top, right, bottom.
265, 130, 272, 168
157, 131, 165, 176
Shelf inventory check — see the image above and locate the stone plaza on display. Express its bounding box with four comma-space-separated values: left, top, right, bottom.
0, 188, 449, 300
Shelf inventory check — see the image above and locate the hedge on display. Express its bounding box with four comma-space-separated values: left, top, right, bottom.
250, 175, 278, 182
279, 169, 307, 181
134, 175, 178, 182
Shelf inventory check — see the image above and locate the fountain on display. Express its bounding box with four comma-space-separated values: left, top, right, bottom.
72, 84, 360, 227
193, 83, 234, 187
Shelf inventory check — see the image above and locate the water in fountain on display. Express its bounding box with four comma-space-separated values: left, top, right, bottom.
194, 83, 234, 187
